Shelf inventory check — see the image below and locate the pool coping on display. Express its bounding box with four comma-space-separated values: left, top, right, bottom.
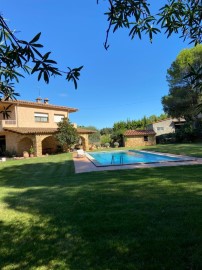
85, 150, 196, 167
73, 150, 202, 174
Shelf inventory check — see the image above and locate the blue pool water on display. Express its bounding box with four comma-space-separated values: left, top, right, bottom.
86, 150, 190, 166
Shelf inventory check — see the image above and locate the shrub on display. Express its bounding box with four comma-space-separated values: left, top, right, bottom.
156, 133, 176, 144
114, 142, 119, 148
94, 142, 101, 149
55, 118, 79, 151
105, 142, 110, 148
29, 146, 35, 154
175, 123, 196, 143
4, 149, 17, 157
100, 134, 111, 146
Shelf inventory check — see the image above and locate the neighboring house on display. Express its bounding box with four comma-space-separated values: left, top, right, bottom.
124, 130, 156, 147
146, 118, 186, 136
0, 98, 94, 157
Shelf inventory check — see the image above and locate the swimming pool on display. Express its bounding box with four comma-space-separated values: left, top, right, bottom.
86, 150, 193, 167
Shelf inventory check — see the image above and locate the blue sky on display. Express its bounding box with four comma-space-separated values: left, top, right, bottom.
1, 1, 190, 129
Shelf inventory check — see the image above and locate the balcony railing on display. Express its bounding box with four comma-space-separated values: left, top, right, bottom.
0, 119, 17, 129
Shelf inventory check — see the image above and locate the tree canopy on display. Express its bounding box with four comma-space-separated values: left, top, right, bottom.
0, 16, 83, 101
113, 114, 168, 131
162, 45, 202, 120
55, 119, 79, 151
78, 126, 101, 144
101, 0, 202, 49
0, 1, 202, 100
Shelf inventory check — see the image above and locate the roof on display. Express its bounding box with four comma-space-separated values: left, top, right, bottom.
77, 128, 96, 134
4, 127, 96, 135
4, 127, 58, 134
124, 130, 156, 136
147, 117, 186, 125
0, 99, 78, 113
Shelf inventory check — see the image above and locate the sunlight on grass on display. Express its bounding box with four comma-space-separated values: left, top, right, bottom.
90, 143, 202, 157
142, 143, 202, 157
0, 148, 202, 269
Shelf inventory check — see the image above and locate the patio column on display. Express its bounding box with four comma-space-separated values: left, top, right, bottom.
79, 134, 89, 151
33, 135, 42, 156
83, 134, 89, 150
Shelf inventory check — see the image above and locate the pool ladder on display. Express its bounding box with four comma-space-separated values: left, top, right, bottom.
111, 155, 124, 165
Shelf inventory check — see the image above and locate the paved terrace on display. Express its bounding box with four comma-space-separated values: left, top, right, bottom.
73, 152, 202, 174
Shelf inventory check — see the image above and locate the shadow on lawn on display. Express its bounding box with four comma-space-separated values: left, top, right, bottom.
0, 161, 202, 270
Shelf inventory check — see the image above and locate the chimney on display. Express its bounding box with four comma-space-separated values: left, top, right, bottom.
36, 97, 42, 103
44, 98, 49, 104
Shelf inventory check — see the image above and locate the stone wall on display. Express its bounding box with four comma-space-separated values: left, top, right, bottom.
80, 134, 89, 150
124, 135, 156, 147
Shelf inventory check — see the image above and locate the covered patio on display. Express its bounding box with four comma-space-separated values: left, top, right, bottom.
3, 127, 95, 157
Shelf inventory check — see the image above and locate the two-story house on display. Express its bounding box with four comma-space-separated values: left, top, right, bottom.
0, 98, 94, 157
146, 118, 186, 136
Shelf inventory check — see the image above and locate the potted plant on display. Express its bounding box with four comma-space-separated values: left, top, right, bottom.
29, 146, 35, 157
105, 142, 110, 148
114, 142, 119, 148
23, 151, 29, 158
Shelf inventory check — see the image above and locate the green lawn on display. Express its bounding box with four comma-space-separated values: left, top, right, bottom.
94, 143, 202, 157
0, 145, 202, 270
93, 143, 202, 158
142, 143, 202, 157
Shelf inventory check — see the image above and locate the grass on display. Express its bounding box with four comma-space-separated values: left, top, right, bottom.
142, 143, 202, 157
91, 143, 202, 157
0, 145, 202, 270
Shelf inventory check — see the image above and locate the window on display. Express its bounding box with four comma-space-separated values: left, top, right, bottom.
54, 114, 65, 123
144, 136, 148, 141
34, 113, 48, 122
157, 127, 164, 131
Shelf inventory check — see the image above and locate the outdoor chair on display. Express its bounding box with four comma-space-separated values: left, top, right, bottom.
77, 149, 85, 158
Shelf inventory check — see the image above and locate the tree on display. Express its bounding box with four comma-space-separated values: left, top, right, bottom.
55, 119, 79, 151
166, 45, 202, 88
79, 125, 100, 144
1, 1, 202, 99
0, 104, 12, 119
162, 86, 200, 120
101, 0, 202, 93
111, 129, 125, 146
100, 0, 202, 49
162, 45, 202, 120
0, 15, 83, 101
100, 127, 113, 136
100, 134, 111, 146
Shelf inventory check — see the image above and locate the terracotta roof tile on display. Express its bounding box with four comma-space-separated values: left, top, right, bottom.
1, 99, 78, 113
124, 130, 156, 136
4, 127, 96, 135
4, 127, 58, 134
77, 128, 96, 134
